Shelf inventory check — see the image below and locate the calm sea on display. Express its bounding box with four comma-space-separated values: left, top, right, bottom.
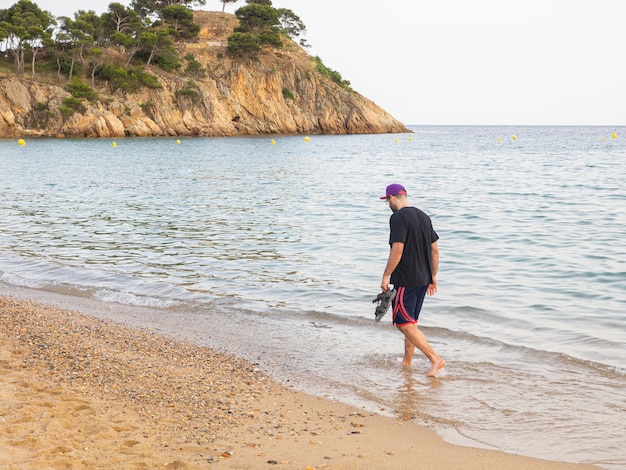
1, 126, 624, 468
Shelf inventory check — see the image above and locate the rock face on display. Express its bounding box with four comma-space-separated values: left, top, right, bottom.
0, 12, 409, 138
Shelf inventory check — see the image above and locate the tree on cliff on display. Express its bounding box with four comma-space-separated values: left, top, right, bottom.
226, 32, 260, 58
57, 11, 103, 80
0, 0, 55, 79
0, 0, 317, 98
234, 2, 279, 37
276, 8, 306, 47
131, 0, 207, 22
102, 3, 142, 36
227, 0, 307, 57
100, 2, 183, 71
161, 4, 199, 39
228, 0, 280, 56
219, 0, 240, 12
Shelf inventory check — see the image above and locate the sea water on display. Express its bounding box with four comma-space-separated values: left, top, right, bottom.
1, 126, 624, 468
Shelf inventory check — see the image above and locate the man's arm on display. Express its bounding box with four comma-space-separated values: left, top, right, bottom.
381, 242, 404, 292
428, 241, 439, 296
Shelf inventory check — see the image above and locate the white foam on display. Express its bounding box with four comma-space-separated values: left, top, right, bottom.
93, 288, 178, 309
0, 272, 45, 289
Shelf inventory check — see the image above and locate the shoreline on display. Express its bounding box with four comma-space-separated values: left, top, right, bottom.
0, 294, 599, 469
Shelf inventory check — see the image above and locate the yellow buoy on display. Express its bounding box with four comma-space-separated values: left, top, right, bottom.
271, 139, 276, 145
408, 137, 413, 141
304, 136, 310, 142
176, 139, 181, 144
497, 137, 502, 143
512, 135, 517, 141
18, 138, 25, 146
112, 141, 117, 148
394, 138, 398, 143
611, 132, 617, 139
601, 136, 606, 141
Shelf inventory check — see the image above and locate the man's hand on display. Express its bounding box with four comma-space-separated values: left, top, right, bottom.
382, 242, 403, 293
427, 277, 437, 296
381, 276, 390, 293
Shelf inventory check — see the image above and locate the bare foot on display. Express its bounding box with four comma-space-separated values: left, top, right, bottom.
426, 359, 445, 377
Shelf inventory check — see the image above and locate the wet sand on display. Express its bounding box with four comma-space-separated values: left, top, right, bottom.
0, 295, 599, 469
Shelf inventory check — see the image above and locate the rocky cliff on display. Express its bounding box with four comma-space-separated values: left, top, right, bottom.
0, 11, 409, 139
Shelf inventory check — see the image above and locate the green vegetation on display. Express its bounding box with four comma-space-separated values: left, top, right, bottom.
59, 96, 83, 118
95, 64, 162, 93
59, 76, 99, 117
282, 87, 293, 100
227, 31, 261, 57
0, 0, 55, 79
66, 76, 98, 102
141, 100, 157, 113
0, 0, 352, 103
313, 56, 352, 91
227, 0, 305, 57
184, 53, 205, 78
176, 79, 199, 99
0, 0, 200, 86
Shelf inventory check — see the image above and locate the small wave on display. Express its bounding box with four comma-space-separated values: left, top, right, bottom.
0, 271, 45, 289
425, 323, 626, 378
93, 288, 180, 309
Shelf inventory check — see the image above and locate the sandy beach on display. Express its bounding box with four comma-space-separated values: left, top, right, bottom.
0, 295, 599, 469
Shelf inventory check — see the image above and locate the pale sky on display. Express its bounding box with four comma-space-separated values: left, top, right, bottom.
5, 0, 626, 125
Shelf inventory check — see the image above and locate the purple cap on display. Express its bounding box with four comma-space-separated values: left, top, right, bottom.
380, 183, 407, 200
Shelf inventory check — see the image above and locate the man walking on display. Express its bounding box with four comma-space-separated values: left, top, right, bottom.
380, 183, 445, 377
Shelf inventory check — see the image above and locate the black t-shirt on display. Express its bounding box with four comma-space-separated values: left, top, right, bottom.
389, 206, 439, 287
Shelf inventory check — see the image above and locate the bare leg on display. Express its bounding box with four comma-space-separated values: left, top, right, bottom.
402, 337, 415, 366
397, 323, 445, 376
